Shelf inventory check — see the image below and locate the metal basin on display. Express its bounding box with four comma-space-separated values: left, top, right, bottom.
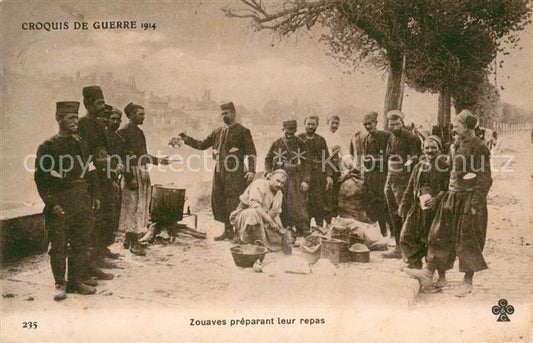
230, 245, 268, 268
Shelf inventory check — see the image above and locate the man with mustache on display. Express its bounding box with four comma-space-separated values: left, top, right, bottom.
78, 86, 116, 279
34, 101, 102, 300
360, 111, 391, 237
297, 115, 334, 230
321, 115, 343, 219
265, 119, 311, 247
399, 136, 449, 273
177, 102, 257, 242
230, 169, 287, 248
102, 106, 128, 259
118, 103, 168, 255
383, 110, 422, 259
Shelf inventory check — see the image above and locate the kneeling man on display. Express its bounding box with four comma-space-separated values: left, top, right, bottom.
230, 170, 287, 249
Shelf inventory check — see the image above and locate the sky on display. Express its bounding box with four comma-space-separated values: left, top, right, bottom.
2, 0, 532, 122
1, 0, 531, 206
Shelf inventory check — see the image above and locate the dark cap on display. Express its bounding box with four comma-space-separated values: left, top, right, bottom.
56, 101, 80, 114
220, 102, 235, 112
282, 120, 297, 129
82, 85, 104, 101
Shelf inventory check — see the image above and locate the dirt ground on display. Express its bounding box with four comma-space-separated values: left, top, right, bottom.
1, 131, 531, 342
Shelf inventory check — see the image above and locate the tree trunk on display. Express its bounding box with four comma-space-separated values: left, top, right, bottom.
438, 88, 451, 128
383, 50, 403, 129
438, 88, 451, 152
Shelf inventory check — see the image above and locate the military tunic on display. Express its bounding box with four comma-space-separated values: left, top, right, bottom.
78, 115, 116, 250
265, 136, 311, 236
34, 134, 100, 284
361, 130, 391, 233
297, 132, 332, 226
106, 130, 129, 242
384, 128, 422, 244
184, 122, 256, 225
427, 135, 492, 273
399, 158, 449, 265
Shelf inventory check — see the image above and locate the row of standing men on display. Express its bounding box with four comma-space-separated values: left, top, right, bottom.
35, 85, 492, 300
177, 105, 492, 296
35, 86, 173, 300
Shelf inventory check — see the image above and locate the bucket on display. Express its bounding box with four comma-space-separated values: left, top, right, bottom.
349, 243, 370, 263
150, 185, 186, 223
320, 238, 350, 265
230, 245, 268, 268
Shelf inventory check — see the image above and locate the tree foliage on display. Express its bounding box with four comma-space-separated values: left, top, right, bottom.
224, 0, 532, 121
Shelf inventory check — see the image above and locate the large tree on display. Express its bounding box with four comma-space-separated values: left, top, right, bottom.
224, 0, 531, 127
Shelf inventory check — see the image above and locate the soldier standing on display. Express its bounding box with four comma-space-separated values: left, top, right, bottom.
406, 110, 492, 297
78, 86, 116, 277
360, 112, 391, 236
297, 115, 334, 229
321, 114, 343, 219
102, 105, 126, 259
265, 119, 311, 247
176, 102, 257, 241
118, 103, 168, 255
34, 101, 101, 300
383, 110, 422, 259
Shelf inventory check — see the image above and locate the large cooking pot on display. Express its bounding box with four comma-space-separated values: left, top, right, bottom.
150, 184, 186, 223
230, 244, 268, 268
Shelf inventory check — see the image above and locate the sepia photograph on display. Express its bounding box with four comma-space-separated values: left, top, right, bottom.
1, 0, 532, 341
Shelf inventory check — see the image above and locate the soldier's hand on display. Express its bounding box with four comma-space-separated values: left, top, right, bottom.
127, 179, 138, 191
244, 172, 255, 184
470, 199, 479, 215
326, 177, 334, 190
300, 181, 309, 192
168, 137, 183, 148
116, 163, 125, 174
424, 197, 436, 209
92, 199, 101, 212
52, 205, 65, 216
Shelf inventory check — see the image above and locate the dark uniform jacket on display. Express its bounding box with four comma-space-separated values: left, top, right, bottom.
184, 122, 256, 223
34, 134, 101, 214
386, 128, 422, 174
78, 115, 109, 175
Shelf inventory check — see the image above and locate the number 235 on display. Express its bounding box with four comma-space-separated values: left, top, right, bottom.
23, 321, 38, 329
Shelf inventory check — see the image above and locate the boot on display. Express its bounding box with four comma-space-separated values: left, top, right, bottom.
455, 273, 474, 297
85, 247, 115, 280
80, 277, 98, 287
88, 265, 114, 280
123, 232, 134, 249
103, 247, 121, 259
129, 233, 146, 256
406, 260, 423, 269
98, 258, 121, 269
454, 281, 473, 297
382, 247, 402, 259
66, 281, 96, 295
404, 267, 435, 290
139, 224, 157, 243
53, 282, 67, 301
435, 270, 447, 288
214, 226, 234, 241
